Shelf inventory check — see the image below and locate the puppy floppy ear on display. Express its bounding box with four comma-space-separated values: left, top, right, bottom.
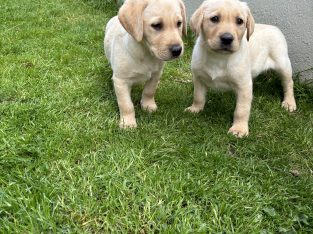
178, 0, 187, 36
118, 0, 148, 42
190, 4, 204, 36
246, 8, 255, 41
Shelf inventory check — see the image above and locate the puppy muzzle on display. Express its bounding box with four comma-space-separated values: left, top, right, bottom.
219, 33, 234, 52
169, 44, 183, 58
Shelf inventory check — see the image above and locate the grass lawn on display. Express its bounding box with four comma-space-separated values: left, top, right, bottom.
1, 0, 313, 233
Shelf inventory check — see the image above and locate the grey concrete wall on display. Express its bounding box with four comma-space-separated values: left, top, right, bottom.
185, 0, 313, 79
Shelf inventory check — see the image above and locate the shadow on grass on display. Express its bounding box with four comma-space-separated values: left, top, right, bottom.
254, 71, 284, 98
254, 71, 313, 109
94, 63, 116, 104
173, 69, 313, 132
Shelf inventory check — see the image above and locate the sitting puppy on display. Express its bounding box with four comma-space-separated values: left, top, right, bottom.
186, 0, 297, 137
104, 0, 187, 128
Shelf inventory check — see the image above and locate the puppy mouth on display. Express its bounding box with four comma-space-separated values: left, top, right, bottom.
167, 53, 183, 61
155, 53, 176, 61
216, 42, 235, 53
216, 47, 234, 53
206, 40, 234, 54
162, 56, 180, 61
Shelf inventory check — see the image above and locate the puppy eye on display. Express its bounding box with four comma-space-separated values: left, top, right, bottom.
236, 17, 244, 25
210, 16, 219, 23
177, 21, 182, 27
151, 23, 163, 31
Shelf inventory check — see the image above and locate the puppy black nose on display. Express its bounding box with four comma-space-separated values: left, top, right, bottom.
220, 33, 234, 45
170, 45, 182, 57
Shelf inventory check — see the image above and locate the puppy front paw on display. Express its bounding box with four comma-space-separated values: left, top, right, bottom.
119, 117, 137, 129
281, 99, 297, 112
141, 100, 157, 113
185, 105, 203, 113
228, 124, 249, 138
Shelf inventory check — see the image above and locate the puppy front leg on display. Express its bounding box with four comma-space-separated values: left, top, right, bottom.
141, 70, 162, 112
113, 77, 137, 128
229, 83, 253, 138
185, 75, 207, 113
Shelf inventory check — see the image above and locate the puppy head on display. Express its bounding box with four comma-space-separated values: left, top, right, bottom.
118, 0, 187, 61
190, 0, 255, 54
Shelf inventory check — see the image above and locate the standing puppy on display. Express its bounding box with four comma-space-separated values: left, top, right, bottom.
104, 0, 187, 128
186, 0, 296, 137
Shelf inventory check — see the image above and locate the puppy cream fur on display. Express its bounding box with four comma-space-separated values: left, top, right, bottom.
186, 0, 296, 137
104, 0, 186, 128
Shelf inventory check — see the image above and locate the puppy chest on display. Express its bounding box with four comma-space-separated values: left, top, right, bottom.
209, 77, 234, 90
197, 69, 234, 91
116, 59, 162, 83
128, 67, 161, 84
134, 73, 151, 81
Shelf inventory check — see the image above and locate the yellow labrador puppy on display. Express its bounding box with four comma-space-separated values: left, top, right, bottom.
186, 0, 297, 137
104, 0, 187, 128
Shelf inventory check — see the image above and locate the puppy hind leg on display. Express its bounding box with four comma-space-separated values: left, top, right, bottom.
185, 76, 207, 113
113, 77, 137, 128
275, 58, 297, 112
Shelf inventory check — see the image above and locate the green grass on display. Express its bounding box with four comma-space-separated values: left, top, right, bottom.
1, 0, 313, 233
